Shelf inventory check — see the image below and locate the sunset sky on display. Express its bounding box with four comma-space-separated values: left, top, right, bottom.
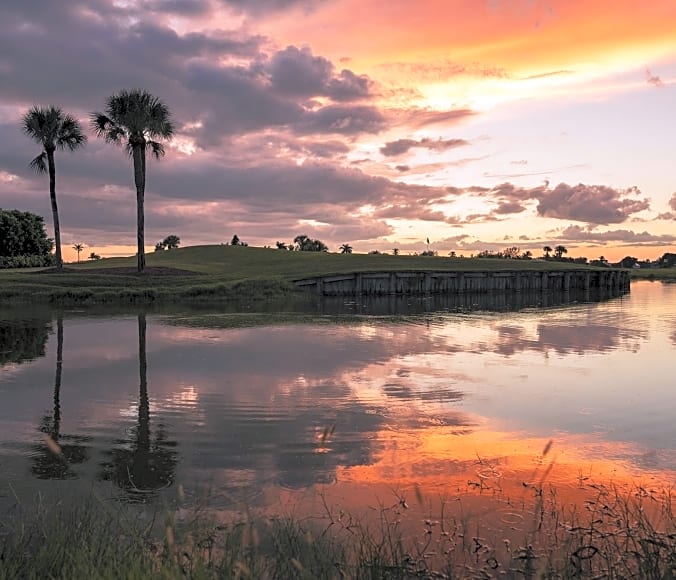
1, 0, 675, 262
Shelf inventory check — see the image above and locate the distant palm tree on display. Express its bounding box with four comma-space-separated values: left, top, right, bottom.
88, 252, 101, 261
543, 245, 553, 259
22, 106, 87, 270
554, 245, 568, 259
392, 248, 400, 256
91, 90, 174, 272
72, 243, 84, 262
340, 243, 353, 254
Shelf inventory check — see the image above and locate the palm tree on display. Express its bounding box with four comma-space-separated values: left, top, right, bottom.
31, 317, 90, 479
91, 90, 174, 272
554, 245, 568, 260
340, 243, 353, 254
543, 245, 553, 259
72, 243, 84, 262
22, 106, 87, 270
392, 248, 400, 256
100, 314, 177, 499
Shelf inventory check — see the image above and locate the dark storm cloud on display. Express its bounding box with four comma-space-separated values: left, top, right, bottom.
380, 137, 469, 157
0, 0, 377, 147
148, 158, 446, 210
295, 104, 386, 135
219, 0, 327, 16
267, 46, 372, 101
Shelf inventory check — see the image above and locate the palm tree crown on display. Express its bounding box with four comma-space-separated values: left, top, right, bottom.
91, 89, 174, 272
22, 106, 87, 270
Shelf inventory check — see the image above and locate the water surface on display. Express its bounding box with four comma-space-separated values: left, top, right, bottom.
1, 282, 674, 522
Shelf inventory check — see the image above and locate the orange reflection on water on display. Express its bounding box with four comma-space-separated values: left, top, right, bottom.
336, 426, 675, 498
259, 426, 675, 552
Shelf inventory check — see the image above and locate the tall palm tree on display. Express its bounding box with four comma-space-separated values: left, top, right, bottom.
91, 90, 174, 272
31, 317, 90, 479
100, 314, 177, 500
22, 106, 87, 270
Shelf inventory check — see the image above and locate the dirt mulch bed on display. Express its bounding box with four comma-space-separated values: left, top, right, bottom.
34, 266, 203, 276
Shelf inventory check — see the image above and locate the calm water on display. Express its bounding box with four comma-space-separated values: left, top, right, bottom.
1, 281, 675, 521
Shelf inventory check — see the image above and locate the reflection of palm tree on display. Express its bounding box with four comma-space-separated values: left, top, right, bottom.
100, 314, 177, 501
31, 317, 90, 480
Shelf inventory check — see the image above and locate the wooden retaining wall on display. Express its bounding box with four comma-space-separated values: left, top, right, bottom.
294, 269, 631, 296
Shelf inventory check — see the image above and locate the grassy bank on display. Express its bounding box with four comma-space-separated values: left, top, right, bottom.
629, 267, 676, 281
0, 245, 627, 306
1, 481, 674, 579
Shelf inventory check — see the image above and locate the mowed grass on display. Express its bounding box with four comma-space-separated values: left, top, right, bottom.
0, 245, 618, 305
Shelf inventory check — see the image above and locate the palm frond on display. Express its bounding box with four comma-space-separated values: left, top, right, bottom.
57, 114, 87, 151
147, 140, 165, 159
29, 152, 48, 174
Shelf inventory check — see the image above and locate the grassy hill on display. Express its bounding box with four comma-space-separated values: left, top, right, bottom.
0, 244, 665, 305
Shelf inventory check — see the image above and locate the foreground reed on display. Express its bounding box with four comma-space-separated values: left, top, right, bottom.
1, 476, 674, 580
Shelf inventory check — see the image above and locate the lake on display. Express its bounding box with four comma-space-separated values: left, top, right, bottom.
1, 281, 674, 532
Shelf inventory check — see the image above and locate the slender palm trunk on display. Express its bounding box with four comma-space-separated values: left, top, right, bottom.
133, 145, 146, 272
47, 150, 62, 270
53, 316, 63, 438
138, 314, 150, 454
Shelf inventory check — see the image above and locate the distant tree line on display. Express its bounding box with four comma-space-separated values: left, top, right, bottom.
272, 235, 328, 252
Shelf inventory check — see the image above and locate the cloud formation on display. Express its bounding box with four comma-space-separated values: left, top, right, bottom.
380, 137, 469, 157
479, 182, 650, 224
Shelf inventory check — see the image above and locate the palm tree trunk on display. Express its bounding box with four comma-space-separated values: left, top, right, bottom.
53, 316, 63, 438
138, 314, 150, 454
47, 150, 62, 270
133, 145, 146, 272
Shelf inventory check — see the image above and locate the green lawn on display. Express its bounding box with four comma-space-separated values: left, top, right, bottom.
0, 245, 664, 305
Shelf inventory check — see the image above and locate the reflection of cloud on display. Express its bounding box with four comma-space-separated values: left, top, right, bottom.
487, 321, 646, 357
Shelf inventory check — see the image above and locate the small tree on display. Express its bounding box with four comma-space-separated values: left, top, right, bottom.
163, 235, 180, 249
154, 242, 165, 252
72, 243, 84, 263
554, 245, 568, 259
392, 248, 399, 256
275, 241, 287, 250
231, 234, 241, 246
340, 243, 353, 254
543, 245, 552, 259
88, 252, 101, 261
294, 235, 328, 252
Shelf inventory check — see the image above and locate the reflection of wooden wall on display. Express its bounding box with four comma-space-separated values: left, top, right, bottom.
294, 270, 631, 296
